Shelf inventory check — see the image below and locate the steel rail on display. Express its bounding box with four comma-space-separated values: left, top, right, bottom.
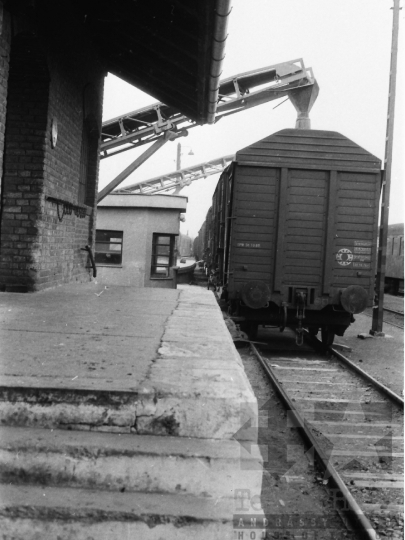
250, 343, 378, 540
384, 321, 404, 329
361, 310, 404, 330
328, 343, 404, 408
303, 330, 404, 407
383, 307, 404, 316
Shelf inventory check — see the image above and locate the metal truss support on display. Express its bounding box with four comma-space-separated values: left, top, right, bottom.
97, 131, 181, 203
100, 59, 316, 159
115, 155, 234, 195
98, 59, 319, 201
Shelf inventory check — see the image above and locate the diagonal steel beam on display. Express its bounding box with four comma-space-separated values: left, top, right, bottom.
97, 131, 180, 202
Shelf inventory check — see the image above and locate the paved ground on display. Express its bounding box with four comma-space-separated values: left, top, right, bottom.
0, 283, 178, 390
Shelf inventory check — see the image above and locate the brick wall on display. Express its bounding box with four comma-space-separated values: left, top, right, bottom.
0, 2, 11, 190
0, 8, 104, 292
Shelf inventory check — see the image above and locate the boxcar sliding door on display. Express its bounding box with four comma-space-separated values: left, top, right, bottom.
273, 168, 328, 299
228, 166, 279, 294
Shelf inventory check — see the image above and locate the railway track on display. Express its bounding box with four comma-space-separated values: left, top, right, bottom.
362, 309, 403, 330
384, 308, 404, 317
250, 335, 404, 540
361, 305, 404, 330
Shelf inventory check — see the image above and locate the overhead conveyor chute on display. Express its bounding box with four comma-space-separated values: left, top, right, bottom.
98, 59, 318, 201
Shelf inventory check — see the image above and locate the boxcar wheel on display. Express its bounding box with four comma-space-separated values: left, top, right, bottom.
321, 327, 335, 347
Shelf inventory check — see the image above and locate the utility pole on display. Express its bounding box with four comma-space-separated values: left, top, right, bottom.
371, 0, 401, 335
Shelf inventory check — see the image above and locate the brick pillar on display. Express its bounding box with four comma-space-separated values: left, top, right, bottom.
0, 4, 11, 189
0, 33, 49, 292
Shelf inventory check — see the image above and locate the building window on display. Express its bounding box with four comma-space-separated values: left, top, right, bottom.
95, 230, 123, 265
151, 234, 175, 278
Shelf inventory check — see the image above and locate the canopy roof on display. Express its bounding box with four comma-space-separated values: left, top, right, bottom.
82, 0, 230, 124
7, 0, 230, 124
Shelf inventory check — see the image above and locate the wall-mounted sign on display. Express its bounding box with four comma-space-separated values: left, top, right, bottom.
51, 117, 58, 149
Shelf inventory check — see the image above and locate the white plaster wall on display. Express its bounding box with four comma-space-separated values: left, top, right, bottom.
95, 207, 180, 288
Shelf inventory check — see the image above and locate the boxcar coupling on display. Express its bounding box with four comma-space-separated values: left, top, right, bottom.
199, 129, 382, 346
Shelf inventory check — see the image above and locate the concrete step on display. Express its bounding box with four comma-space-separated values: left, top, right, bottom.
0, 368, 257, 441
0, 484, 238, 540
0, 426, 263, 499
0, 382, 139, 433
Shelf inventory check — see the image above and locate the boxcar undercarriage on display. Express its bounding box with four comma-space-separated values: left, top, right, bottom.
229, 300, 353, 346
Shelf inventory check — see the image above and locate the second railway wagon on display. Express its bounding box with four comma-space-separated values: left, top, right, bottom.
385, 223, 404, 295
212, 128, 382, 344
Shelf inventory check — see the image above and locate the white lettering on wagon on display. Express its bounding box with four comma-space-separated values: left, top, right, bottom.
354, 240, 372, 247
354, 247, 371, 254
353, 254, 371, 262
336, 248, 353, 266
236, 242, 261, 248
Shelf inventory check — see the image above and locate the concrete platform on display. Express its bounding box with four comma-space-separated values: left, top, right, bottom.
0, 283, 263, 538
0, 283, 258, 440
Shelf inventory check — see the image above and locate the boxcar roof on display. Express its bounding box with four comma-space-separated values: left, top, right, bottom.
236, 129, 381, 173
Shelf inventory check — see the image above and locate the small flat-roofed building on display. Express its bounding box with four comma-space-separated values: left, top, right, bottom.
96, 193, 187, 288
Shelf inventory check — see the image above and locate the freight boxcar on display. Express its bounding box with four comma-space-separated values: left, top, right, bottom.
210, 128, 382, 345
385, 223, 404, 295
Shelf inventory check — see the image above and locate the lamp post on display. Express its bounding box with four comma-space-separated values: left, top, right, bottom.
174, 143, 194, 261
176, 143, 194, 171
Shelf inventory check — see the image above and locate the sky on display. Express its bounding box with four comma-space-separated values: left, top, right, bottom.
99, 0, 404, 239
